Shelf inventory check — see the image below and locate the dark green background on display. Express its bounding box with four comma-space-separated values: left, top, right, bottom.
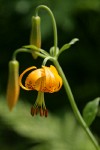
0, 0, 100, 149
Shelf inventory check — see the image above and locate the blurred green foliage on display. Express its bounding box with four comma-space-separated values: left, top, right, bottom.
0, 96, 97, 150
0, 0, 100, 149
83, 97, 100, 127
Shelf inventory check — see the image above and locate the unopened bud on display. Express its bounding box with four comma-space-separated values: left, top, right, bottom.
6, 60, 20, 111
30, 16, 41, 59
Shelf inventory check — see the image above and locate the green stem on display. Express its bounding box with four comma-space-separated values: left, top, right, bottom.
23, 45, 50, 56
34, 51, 47, 59
12, 48, 32, 60
12, 48, 47, 60
53, 59, 99, 150
42, 56, 54, 66
35, 5, 58, 56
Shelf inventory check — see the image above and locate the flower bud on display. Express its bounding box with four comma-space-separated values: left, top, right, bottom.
6, 60, 20, 111
30, 16, 41, 59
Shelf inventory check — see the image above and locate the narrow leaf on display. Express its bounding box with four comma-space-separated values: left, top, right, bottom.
58, 38, 79, 56
23, 45, 39, 51
60, 43, 70, 51
69, 38, 79, 45
83, 97, 100, 126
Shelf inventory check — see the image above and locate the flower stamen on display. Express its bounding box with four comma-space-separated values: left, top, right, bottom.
30, 92, 48, 117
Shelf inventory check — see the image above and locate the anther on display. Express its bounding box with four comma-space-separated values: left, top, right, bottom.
45, 109, 48, 117
31, 106, 35, 116
40, 108, 43, 117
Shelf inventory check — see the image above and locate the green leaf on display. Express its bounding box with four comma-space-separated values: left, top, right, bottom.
58, 38, 79, 56
23, 45, 40, 51
83, 97, 100, 126
69, 38, 79, 45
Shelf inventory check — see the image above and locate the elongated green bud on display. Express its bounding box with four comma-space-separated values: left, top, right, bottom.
6, 60, 20, 111
30, 16, 41, 59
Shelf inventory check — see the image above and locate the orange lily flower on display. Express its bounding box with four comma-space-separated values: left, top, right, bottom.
19, 65, 62, 117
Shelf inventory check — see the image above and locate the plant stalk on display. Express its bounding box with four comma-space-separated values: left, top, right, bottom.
53, 59, 99, 150
35, 5, 58, 56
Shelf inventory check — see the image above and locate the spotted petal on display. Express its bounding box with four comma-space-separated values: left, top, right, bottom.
19, 66, 36, 90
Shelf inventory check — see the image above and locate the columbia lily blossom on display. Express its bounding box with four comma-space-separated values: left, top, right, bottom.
19, 65, 62, 117
6, 5, 99, 149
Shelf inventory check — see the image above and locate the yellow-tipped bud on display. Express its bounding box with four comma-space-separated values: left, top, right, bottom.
6, 60, 20, 111
30, 16, 41, 59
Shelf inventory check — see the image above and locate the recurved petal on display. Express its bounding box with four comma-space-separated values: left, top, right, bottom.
42, 66, 60, 93
50, 66, 62, 91
19, 66, 36, 90
44, 66, 62, 92
42, 66, 54, 92
52, 73, 62, 92
35, 76, 46, 91
25, 68, 45, 90
49, 65, 59, 75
